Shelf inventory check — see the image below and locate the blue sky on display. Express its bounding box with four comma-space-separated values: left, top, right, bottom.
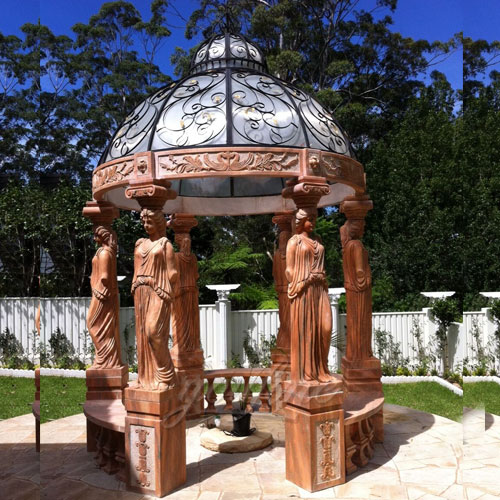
1, 0, 499, 89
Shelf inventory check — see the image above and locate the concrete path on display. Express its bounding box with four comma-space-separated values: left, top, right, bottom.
1, 404, 499, 499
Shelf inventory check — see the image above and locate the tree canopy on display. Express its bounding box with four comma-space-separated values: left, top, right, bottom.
0, 1, 496, 312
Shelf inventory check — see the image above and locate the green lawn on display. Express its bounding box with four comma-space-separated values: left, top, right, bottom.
41, 376, 86, 424
0, 376, 36, 420
464, 382, 500, 416
2, 376, 467, 423
383, 382, 463, 422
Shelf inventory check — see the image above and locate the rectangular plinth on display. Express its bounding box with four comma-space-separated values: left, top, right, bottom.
125, 386, 186, 497
271, 366, 290, 416
341, 357, 382, 392
86, 365, 129, 400
283, 377, 344, 413
285, 406, 345, 492
124, 383, 185, 417
176, 367, 205, 419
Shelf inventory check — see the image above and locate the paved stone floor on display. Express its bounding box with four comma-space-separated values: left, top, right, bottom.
1, 404, 499, 499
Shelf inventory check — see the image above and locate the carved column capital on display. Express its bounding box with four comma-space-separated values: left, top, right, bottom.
82, 200, 119, 226
168, 213, 198, 234
340, 195, 373, 220
125, 180, 177, 211
281, 176, 330, 210
272, 211, 294, 233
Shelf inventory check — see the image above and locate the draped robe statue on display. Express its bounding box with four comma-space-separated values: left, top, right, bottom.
286, 208, 332, 382
273, 229, 291, 351
131, 209, 178, 390
340, 219, 373, 360
171, 233, 200, 352
87, 225, 123, 368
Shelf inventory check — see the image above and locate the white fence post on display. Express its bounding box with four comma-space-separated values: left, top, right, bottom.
328, 288, 345, 372
206, 285, 240, 368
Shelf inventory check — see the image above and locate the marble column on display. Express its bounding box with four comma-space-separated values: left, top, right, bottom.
281, 177, 345, 492
339, 195, 383, 395
82, 201, 128, 453
169, 213, 205, 419
270, 211, 293, 416
123, 181, 186, 498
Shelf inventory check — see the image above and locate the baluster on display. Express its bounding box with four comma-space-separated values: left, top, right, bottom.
258, 375, 271, 412
344, 424, 357, 475
242, 376, 253, 413
205, 377, 217, 413
223, 376, 234, 411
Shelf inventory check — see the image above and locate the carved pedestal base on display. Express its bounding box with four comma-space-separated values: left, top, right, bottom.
284, 377, 345, 492
171, 348, 204, 419
271, 348, 290, 416
86, 365, 129, 400
341, 357, 382, 393
124, 383, 186, 497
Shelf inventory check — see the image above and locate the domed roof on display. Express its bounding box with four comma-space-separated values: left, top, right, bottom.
94, 33, 365, 216
99, 33, 354, 164
190, 33, 266, 73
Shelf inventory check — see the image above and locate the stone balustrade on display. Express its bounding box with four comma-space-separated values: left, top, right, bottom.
203, 368, 272, 414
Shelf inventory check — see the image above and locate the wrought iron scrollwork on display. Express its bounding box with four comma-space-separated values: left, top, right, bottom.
153, 73, 227, 149
104, 85, 175, 162
231, 71, 305, 147
283, 81, 349, 154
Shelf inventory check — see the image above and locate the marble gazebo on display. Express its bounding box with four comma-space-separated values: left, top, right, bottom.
82, 32, 384, 497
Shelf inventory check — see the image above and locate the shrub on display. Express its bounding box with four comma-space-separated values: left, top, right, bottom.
431, 298, 459, 372
242, 333, 276, 368
0, 328, 35, 369
47, 328, 85, 369
374, 328, 409, 376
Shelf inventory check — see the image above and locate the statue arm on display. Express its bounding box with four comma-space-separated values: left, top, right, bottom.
285, 237, 297, 283
166, 241, 178, 286
92, 250, 111, 300
131, 239, 143, 295
353, 243, 370, 290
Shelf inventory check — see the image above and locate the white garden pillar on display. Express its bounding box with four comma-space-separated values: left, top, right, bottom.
328, 287, 345, 371
206, 284, 240, 368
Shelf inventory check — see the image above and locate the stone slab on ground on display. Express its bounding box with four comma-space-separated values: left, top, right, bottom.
200, 428, 273, 453
3, 404, 498, 499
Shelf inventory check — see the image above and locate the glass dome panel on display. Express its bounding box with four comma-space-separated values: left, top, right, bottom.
151, 72, 227, 150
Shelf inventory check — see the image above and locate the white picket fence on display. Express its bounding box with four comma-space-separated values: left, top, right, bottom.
0, 297, 498, 371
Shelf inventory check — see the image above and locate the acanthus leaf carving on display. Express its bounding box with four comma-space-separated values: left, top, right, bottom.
160, 151, 299, 174
93, 160, 134, 191
319, 419, 337, 482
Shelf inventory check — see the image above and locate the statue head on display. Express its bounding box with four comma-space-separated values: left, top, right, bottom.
293, 207, 317, 234
340, 219, 365, 246
174, 233, 191, 255
140, 208, 166, 238
94, 225, 117, 253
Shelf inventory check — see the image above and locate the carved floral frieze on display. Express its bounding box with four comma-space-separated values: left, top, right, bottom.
130, 425, 155, 489
316, 419, 340, 484
93, 160, 134, 192
159, 151, 299, 174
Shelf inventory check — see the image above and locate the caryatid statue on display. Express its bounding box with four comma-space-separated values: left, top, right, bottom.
340, 196, 374, 361
168, 213, 204, 418
281, 176, 337, 384
272, 212, 293, 354
285, 206, 333, 383
131, 207, 179, 390
169, 214, 201, 355
83, 201, 124, 369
